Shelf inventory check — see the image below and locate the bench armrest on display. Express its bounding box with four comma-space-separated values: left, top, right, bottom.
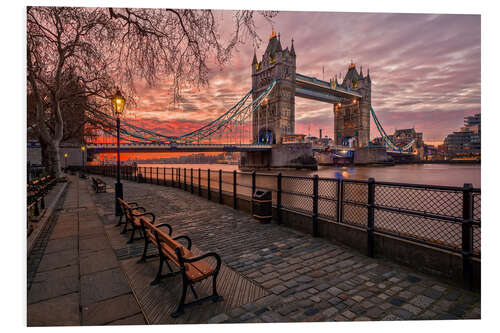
182, 252, 221, 272
133, 212, 155, 224
173, 235, 192, 250
156, 223, 173, 235
132, 207, 147, 213
128, 202, 139, 207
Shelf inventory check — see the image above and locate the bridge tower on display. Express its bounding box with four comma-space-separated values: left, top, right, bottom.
334, 63, 372, 148
251, 30, 296, 144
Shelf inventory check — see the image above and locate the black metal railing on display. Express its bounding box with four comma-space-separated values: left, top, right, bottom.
86, 165, 481, 287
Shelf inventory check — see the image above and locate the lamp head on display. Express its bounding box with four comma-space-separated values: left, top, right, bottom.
112, 89, 126, 116
64, 153, 68, 157
81, 146, 85, 151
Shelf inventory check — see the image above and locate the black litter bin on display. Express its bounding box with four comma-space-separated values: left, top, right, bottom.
252, 189, 272, 223
137, 172, 143, 183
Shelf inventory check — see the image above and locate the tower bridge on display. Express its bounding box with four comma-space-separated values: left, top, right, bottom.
89, 29, 416, 168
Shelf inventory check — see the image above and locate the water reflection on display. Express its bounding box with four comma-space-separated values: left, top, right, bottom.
140, 163, 480, 188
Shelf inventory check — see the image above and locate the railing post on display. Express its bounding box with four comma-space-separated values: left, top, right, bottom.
41, 194, 45, 210
171, 168, 174, 187
149, 167, 152, 183
178, 168, 181, 188
163, 168, 166, 186
156, 167, 159, 185
219, 169, 223, 204
207, 169, 211, 200
198, 168, 202, 196
251, 171, 256, 196
191, 168, 194, 194
367, 178, 375, 258
337, 179, 342, 223
34, 200, 40, 217
233, 170, 237, 209
277, 173, 282, 225
184, 168, 187, 191
462, 183, 474, 290
312, 175, 319, 237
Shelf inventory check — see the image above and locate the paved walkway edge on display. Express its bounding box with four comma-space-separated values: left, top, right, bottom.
27, 181, 69, 256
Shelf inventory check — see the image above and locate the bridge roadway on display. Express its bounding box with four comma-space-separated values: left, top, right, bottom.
86, 143, 273, 153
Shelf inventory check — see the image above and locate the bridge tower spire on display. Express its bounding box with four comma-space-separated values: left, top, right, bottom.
251, 29, 296, 144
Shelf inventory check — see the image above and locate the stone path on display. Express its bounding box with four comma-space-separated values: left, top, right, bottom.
91, 176, 480, 323
27, 176, 146, 326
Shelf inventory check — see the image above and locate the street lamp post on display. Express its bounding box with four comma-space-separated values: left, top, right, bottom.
112, 89, 126, 216
81, 146, 86, 177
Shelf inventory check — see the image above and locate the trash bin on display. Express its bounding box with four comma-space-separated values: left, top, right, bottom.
252, 189, 272, 223
137, 172, 143, 183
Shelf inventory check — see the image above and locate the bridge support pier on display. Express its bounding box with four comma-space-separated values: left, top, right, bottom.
240, 143, 317, 170
353, 147, 393, 165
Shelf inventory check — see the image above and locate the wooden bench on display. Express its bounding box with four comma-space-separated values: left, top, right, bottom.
117, 198, 155, 243
138, 216, 223, 317
91, 177, 106, 193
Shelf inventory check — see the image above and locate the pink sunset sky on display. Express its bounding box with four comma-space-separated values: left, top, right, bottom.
121, 10, 480, 147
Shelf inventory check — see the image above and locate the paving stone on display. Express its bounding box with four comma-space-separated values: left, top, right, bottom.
342, 310, 356, 319
402, 303, 422, 316
410, 295, 435, 309
260, 311, 286, 323
297, 299, 313, 308
243, 302, 258, 312
255, 307, 269, 316
327, 286, 342, 296
28, 274, 79, 305
80, 268, 130, 306
278, 305, 298, 316
424, 288, 443, 299
398, 290, 414, 300
239, 312, 256, 321
352, 295, 364, 302
382, 314, 403, 321
296, 275, 313, 283
262, 279, 282, 289
393, 308, 414, 320
36, 248, 78, 273
82, 293, 140, 325
280, 272, 299, 281
28, 293, 80, 326
365, 307, 385, 318
328, 297, 343, 305
310, 296, 322, 303
444, 290, 462, 301
80, 248, 119, 276
322, 307, 339, 318
270, 285, 288, 295
283, 280, 299, 289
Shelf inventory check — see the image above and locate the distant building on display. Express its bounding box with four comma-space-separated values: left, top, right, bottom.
443, 113, 481, 159
370, 128, 424, 159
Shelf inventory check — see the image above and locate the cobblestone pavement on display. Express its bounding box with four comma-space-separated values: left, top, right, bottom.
93, 176, 480, 323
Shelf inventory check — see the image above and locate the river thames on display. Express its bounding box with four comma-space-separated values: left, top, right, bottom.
138, 163, 481, 188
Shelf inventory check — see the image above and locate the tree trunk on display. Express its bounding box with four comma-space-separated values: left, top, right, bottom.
46, 140, 62, 178
40, 139, 49, 168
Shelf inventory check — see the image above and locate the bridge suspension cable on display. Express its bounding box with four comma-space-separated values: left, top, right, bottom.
89, 79, 277, 145
370, 107, 415, 152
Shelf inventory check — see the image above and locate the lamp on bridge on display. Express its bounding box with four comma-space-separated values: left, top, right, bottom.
112, 89, 126, 216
